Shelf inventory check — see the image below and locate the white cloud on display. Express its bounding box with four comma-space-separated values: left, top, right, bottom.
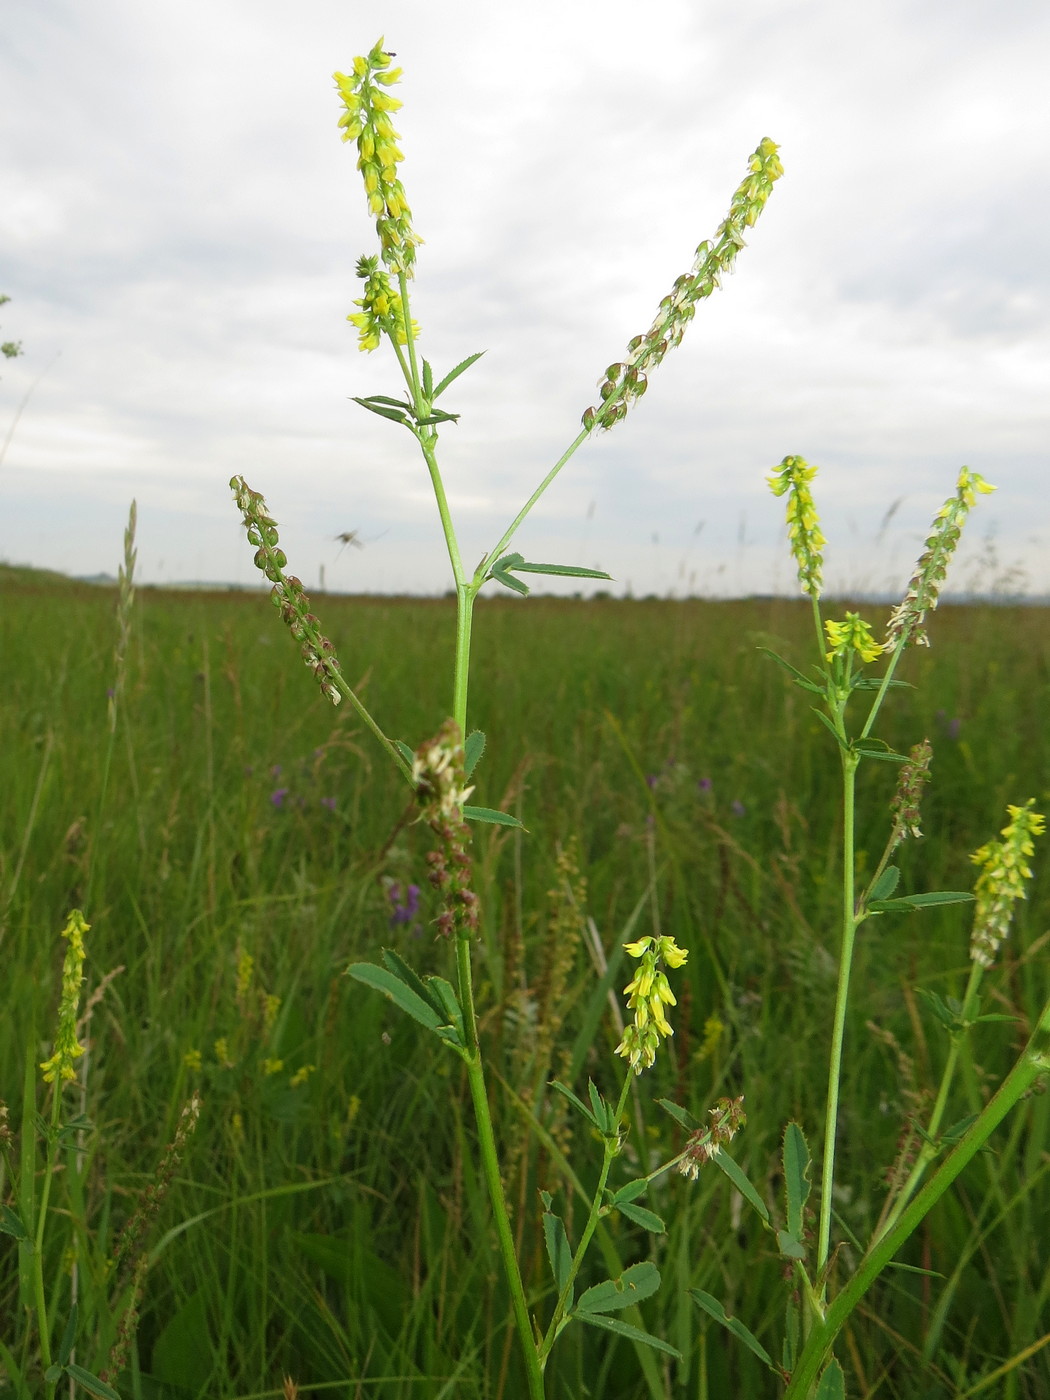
2, 0, 1047, 597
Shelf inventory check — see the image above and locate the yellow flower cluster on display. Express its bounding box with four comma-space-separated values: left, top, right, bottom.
969, 800, 1045, 969
824, 612, 884, 665
615, 934, 688, 1075
40, 911, 90, 1085
349, 255, 420, 353
768, 455, 825, 599
334, 38, 422, 276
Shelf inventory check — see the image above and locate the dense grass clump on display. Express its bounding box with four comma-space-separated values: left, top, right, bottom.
1, 573, 1048, 1397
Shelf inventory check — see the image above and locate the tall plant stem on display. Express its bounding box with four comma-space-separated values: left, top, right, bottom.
453, 584, 476, 736
787, 993, 1050, 1397
817, 748, 860, 1286
32, 1084, 64, 1393
456, 935, 544, 1400
539, 1075, 633, 1364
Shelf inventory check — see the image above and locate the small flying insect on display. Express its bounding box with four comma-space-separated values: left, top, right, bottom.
332, 528, 389, 560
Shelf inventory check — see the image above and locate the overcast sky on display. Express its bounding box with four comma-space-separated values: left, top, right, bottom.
3, 0, 1048, 599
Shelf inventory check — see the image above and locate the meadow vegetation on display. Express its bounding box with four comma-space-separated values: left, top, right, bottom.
4, 33, 1049, 1400
2, 572, 1048, 1396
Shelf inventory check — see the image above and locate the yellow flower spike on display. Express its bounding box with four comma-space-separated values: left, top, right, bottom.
824, 612, 884, 665
615, 931, 690, 1075
656, 935, 688, 968
335, 39, 422, 277
349, 255, 420, 352
969, 799, 1045, 970
768, 455, 825, 599
40, 911, 90, 1085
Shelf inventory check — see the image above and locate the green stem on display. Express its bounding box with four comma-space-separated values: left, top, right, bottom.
460, 998, 544, 1397
785, 995, 1050, 1397
873, 959, 985, 1242
816, 745, 860, 1287
538, 1075, 633, 1365
480, 429, 591, 580
453, 584, 476, 736
32, 1085, 64, 1390
858, 638, 906, 741
396, 270, 424, 406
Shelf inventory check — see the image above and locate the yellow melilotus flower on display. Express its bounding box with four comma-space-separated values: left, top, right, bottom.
969, 800, 1045, 969
349, 255, 420, 353
615, 935, 689, 1075
334, 37, 422, 278
824, 612, 884, 665
768, 455, 825, 599
40, 910, 90, 1085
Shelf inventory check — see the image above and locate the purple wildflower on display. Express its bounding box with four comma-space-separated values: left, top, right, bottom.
320, 796, 337, 812
388, 882, 421, 927
271, 787, 290, 808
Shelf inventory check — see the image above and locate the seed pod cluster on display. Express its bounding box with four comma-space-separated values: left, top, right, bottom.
584, 137, 783, 432
413, 720, 479, 939
230, 475, 344, 706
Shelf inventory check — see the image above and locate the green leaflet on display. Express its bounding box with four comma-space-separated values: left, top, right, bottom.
488, 550, 613, 596
346, 962, 465, 1052
0, 1204, 27, 1240
463, 804, 524, 829
869, 891, 974, 913
62, 1364, 122, 1400
577, 1261, 661, 1314
869, 866, 901, 901
609, 1177, 650, 1205
464, 729, 485, 777
550, 1079, 599, 1128
615, 1200, 666, 1233
712, 1148, 770, 1225
783, 1121, 811, 1244
655, 1097, 701, 1132
689, 1289, 775, 1370
432, 350, 485, 399
852, 738, 908, 763
541, 1193, 573, 1304
814, 1359, 846, 1399
573, 1311, 682, 1360
757, 646, 824, 695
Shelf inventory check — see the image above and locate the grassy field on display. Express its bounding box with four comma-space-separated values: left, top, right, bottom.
2, 569, 1048, 1398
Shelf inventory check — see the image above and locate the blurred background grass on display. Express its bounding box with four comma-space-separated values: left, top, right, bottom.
2, 570, 1048, 1398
